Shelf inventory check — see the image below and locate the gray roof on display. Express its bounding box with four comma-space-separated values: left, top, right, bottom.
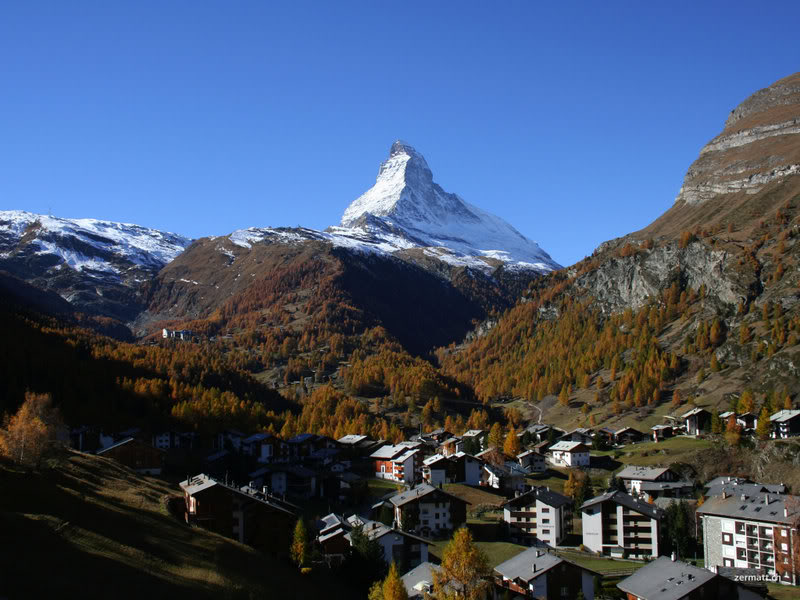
503, 486, 572, 510
697, 491, 800, 525
617, 556, 715, 600
370, 444, 405, 459
401, 562, 441, 599
681, 407, 709, 418
770, 409, 800, 422
337, 434, 368, 445
617, 466, 672, 481
179, 474, 297, 516
389, 483, 467, 508
639, 481, 694, 492
581, 491, 663, 520
549, 440, 588, 452
705, 481, 787, 498
494, 547, 597, 583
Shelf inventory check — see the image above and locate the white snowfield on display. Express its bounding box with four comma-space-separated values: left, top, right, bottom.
2, 141, 560, 278
228, 141, 561, 273
0, 210, 191, 274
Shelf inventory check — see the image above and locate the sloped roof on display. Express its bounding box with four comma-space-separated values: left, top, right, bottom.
617, 466, 673, 481
503, 486, 571, 510
617, 556, 715, 600
549, 441, 588, 452
697, 491, 799, 525
770, 409, 800, 422
581, 491, 663, 520
401, 562, 441, 599
370, 444, 405, 459
389, 483, 468, 508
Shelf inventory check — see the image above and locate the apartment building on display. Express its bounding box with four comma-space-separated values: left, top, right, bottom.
581, 491, 663, 559
503, 487, 572, 547
697, 490, 800, 585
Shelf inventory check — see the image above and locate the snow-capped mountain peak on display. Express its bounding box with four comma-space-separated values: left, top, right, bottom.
335, 141, 561, 272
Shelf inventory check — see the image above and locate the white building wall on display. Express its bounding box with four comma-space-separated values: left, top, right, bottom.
582, 509, 603, 553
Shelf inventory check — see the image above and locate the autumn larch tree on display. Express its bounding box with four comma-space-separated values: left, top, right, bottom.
503, 427, 521, 457
382, 562, 408, 600
738, 389, 755, 414
488, 422, 503, 449
432, 527, 490, 600
756, 407, 771, 440
0, 391, 62, 468
290, 518, 309, 568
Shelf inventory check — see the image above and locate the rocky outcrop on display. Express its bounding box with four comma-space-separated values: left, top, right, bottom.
675, 73, 800, 208
572, 241, 753, 312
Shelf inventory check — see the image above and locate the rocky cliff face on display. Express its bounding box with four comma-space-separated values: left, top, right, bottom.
676, 72, 800, 208
570, 73, 800, 314
644, 73, 800, 238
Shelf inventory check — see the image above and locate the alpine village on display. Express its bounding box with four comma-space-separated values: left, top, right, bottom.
5, 73, 800, 600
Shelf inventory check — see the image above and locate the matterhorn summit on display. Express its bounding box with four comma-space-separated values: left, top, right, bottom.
331, 141, 561, 272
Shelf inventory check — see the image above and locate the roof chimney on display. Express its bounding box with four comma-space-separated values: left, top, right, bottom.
532, 563, 537, 573
671, 552, 676, 562
721, 491, 728, 499
765, 495, 769, 505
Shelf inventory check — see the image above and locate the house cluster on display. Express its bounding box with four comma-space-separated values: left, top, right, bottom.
650, 406, 800, 442
162, 327, 193, 340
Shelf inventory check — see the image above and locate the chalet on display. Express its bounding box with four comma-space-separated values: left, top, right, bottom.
581, 491, 664, 559
438, 436, 463, 457
242, 432, 289, 463
769, 409, 800, 438
523, 424, 565, 444
719, 411, 760, 431
215, 429, 246, 452
389, 483, 468, 536
494, 547, 598, 600
287, 433, 337, 459
503, 487, 572, 547
427, 428, 452, 443
179, 474, 296, 553
650, 424, 674, 442
316, 513, 351, 562
614, 426, 645, 445
449, 452, 482, 485
401, 562, 441, 599
96, 437, 164, 475
481, 461, 527, 493
337, 433, 380, 457
617, 556, 761, 600
162, 328, 192, 340
616, 466, 679, 496
548, 441, 590, 467
371, 443, 421, 484
461, 429, 488, 453
639, 480, 695, 502
558, 428, 594, 445
248, 465, 288, 496
345, 515, 430, 569
595, 427, 617, 444
517, 449, 547, 473
422, 454, 452, 487
682, 407, 712, 435
697, 490, 800, 584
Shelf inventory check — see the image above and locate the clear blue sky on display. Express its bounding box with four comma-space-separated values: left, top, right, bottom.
2, 2, 799, 266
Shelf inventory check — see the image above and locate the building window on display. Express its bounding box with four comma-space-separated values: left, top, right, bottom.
722, 533, 733, 545
542, 529, 550, 535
